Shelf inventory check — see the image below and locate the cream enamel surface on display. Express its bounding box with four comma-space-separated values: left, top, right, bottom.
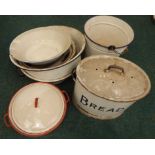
10, 28, 71, 64
85, 36, 126, 56
9, 83, 65, 133
73, 79, 135, 120
76, 55, 151, 102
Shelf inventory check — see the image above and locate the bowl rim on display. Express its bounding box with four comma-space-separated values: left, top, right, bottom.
21, 69, 72, 82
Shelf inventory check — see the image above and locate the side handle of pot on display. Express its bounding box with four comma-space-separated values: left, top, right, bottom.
108, 45, 128, 55
122, 47, 128, 55
16, 67, 25, 77
72, 68, 76, 82
108, 45, 120, 55
62, 90, 70, 104
4, 113, 11, 128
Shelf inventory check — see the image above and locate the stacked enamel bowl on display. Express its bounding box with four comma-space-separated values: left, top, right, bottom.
9, 26, 86, 83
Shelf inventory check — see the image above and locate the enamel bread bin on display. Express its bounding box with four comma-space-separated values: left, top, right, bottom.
73, 55, 151, 120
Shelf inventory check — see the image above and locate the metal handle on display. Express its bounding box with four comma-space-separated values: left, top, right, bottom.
72, 68, 76, 82
122, 47, 128, 54
108, 45, 128, 55
4, 113, 11, 128
108, 45, 120, 54
104, 65, 124, 74
15, 67, 25, 77
62, 90, 70, 104
108, 45, 116, 51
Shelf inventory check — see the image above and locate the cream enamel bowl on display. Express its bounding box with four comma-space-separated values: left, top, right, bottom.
9, 26, 86, 83
73, 55, 151, 120
4, 82, 70, 137
84, 16, 134, 56
10, 27, 71, 65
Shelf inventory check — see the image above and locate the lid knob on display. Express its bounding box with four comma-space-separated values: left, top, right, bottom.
34, 98, 39, 108
104, 65, 124, 75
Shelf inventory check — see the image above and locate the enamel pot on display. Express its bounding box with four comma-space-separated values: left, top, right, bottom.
84, 16, 134, 56
72, 55, 151, 120
4, 82, 70, 137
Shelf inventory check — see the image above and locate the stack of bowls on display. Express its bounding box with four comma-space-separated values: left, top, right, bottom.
84, 16, 134, 56
9, 26, 86, 83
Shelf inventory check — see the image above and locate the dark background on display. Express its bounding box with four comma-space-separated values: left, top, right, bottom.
0, 15, 155, 139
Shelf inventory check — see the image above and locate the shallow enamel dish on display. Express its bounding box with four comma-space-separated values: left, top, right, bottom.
4, 82, 70, 137
73, 55, 151, 120
84, 16, 134, 56
10, 42, 76, 70
19, 43, 77, 83
9, 46, 76, 82
9, 26, 86, 83
18, 42, 76, 69
26, 41, 76, 69
10, 27, 71, 65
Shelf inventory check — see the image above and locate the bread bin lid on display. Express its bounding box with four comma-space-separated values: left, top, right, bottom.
76, 55, 151, 102
8, 82, 67, 135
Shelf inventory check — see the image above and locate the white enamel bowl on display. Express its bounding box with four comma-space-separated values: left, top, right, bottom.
10, 27, 71, 65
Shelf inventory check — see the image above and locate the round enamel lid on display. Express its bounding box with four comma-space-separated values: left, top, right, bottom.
9, 82, 67, 136
76, 55, 151, 102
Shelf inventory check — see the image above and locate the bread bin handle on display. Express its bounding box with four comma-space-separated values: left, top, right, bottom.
104, 65, 124, 75
72, 68, 76, 82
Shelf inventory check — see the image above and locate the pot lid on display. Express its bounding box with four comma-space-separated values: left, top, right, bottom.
76, 55, 151, 102
9, 82, 67, 135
